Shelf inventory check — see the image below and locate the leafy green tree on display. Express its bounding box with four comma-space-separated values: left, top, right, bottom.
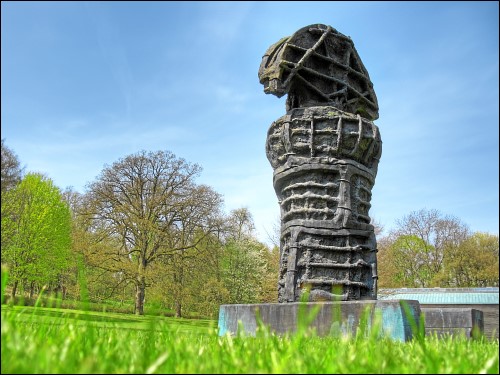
437, 232, 499, 287
377, 209, 500, 288
394, 209, 470, 277
389, 234, 435, 287
376, 236, 401, 288
221, 237, 267, 304
378, 209, 470, 287
82, 150, 224, 315
218, 208, 270, 304
1, 173, 71, 298
259, 244, 280, 303
147, 207, 278, 318
167, 231, 227, 319
61, 187, 137, 305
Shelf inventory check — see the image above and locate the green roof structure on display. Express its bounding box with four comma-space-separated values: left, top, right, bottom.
378, 288, 499, 304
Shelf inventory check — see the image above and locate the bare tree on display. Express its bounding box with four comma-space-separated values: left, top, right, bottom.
381, 208, 470, 287
264, 214, 281, 249
81, 150, 223, 315
227, 207, 256, 241
1, 139, 23, 192
395, 209, 469, 274
370, 216, 385, 237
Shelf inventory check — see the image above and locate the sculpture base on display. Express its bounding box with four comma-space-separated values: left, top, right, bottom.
218, 300, 421, 341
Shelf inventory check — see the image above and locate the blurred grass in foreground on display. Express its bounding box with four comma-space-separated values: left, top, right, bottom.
2, 303, 499, 374
1, 270, 499, 374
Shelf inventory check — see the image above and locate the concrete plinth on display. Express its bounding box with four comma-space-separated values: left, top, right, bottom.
218, 300, 421, 341
422, 308, 484, 338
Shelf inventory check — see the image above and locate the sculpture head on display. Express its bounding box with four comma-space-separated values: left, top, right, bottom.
259, 37, 290, 98
258, 24, 379, 120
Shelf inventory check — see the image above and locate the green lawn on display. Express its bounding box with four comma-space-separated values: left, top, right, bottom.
1, 304, 216, 333
1, 304, 498, 374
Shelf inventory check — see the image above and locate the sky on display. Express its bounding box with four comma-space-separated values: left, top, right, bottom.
2, 1, 499, 245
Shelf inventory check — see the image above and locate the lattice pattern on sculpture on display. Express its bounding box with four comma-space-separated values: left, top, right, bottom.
259, 24, 379, 119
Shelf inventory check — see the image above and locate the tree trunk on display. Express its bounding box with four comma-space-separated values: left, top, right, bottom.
173, 260, 183, 318
11, 280, 18, 299
135, 276, 146, 315
135, 257, 147, 315
29, 281, 35, 300
175, 301, 182, 318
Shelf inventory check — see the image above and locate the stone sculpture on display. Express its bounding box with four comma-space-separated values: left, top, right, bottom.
259, 24, 382, 302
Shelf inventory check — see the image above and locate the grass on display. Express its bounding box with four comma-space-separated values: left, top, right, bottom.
1, 271, 499, 374
2, 291, 191, 318
1, 304, 215, 333
2, 303, 499, 374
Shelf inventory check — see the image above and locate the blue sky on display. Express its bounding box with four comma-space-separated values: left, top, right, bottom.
2, 1, 499, 244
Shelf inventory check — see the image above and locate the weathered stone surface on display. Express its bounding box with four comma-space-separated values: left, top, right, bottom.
218, 300, 421, 341
421, 308, 484, 338
258, 24, 379, 119
260, 24, 382, 303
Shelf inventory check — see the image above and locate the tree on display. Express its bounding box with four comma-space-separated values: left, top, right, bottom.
148, 230, 228, 319
219, 208, 270, 304
264, 214, 281, 249
371, 217, 385, 236
376, 208, 500, 288
374, 235, 400, 288
1, 139, 23, 192
229, 207, 256, 241
1, 173, 71, 298
221, 237, 267, 304
61, 187, 129, 302
1, 140, 24, 252
394, 209, 470, 276
259, 244, 280, 302
82, 150, 224, 315
389, 234, 436, 287
438, 232, 499, 287
378, 209, 470, 287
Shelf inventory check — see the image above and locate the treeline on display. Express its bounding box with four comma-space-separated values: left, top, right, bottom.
377, 209, 499, 288
1, 139, 498, 318
1, 140, 278, 318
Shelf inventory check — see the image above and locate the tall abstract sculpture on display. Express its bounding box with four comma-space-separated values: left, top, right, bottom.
259, 24, 382, 302
219, 24, 420, 341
